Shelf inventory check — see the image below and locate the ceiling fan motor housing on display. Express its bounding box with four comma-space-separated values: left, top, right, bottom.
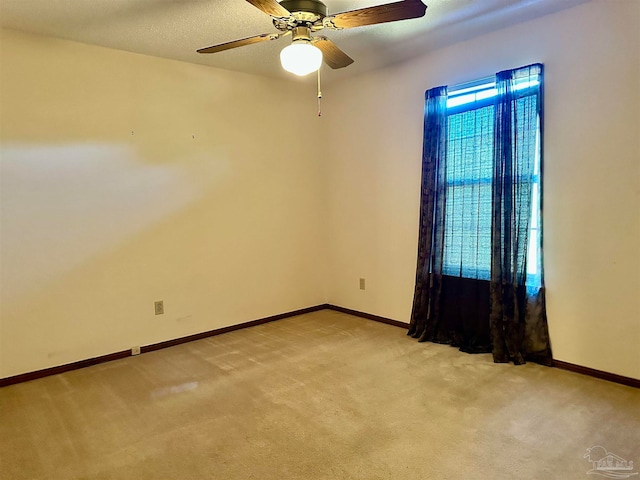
279, 0, 328, 20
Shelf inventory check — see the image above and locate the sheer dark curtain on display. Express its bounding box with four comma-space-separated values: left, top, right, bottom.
409, 64, 552, 366
490, 65, 552, 365
408, 87, 447, 342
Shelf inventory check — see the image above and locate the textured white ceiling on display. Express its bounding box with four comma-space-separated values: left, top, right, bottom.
0, 0, 589, 82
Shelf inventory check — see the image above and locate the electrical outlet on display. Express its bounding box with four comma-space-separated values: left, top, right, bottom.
154, 300, 164, 315
131, 346, 141, 356
359, 278, 366, 290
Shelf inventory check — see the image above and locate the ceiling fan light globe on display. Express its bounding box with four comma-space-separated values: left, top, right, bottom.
280, 42, 323, 76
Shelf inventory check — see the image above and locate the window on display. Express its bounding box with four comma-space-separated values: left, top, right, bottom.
441, 78, 541, 286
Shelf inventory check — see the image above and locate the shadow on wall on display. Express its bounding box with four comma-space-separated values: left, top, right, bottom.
1, 142, 233, 304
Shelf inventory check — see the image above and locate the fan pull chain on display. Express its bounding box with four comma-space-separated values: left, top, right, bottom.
317, 67, 322, 117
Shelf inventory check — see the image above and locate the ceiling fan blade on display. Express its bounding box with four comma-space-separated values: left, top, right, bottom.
245, 0, 291, 18
312, 37, 354, 69
197, 32, 284, 54
328, 0, 427, 29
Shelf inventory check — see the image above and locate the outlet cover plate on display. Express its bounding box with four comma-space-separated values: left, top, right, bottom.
154, 300, 164, 315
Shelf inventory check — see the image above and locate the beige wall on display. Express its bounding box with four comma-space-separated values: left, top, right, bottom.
0, 29, 328, 378
326, 0, 640, 379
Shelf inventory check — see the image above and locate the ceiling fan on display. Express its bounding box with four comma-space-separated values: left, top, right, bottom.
197, 0, 428, 76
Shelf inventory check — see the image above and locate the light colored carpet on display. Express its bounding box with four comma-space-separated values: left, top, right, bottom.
1, 310, 638, 479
